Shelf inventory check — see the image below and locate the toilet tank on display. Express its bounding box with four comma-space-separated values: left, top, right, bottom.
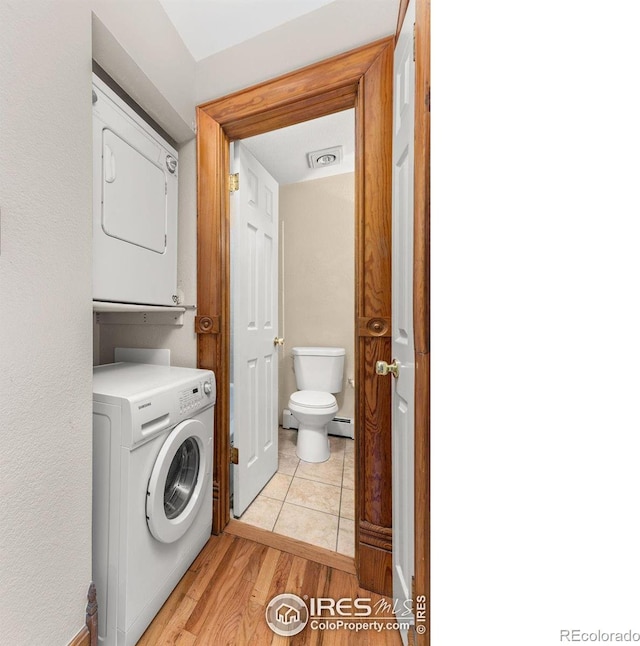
292, 347, 345, 393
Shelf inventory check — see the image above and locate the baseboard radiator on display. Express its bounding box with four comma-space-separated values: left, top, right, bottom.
282, 409, 354, 439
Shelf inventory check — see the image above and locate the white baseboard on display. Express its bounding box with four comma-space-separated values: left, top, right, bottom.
327, 417, 355, 439
282, 409, 354, 439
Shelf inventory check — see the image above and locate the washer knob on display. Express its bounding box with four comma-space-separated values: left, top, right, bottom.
203, 381, 212, 395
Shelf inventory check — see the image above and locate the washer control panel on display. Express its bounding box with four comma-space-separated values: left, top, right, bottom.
178, 378, 214, 416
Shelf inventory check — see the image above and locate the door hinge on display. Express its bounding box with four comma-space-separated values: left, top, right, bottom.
230, 446, 239, 464
413, 23, 416, 62
229, 173, 239, 192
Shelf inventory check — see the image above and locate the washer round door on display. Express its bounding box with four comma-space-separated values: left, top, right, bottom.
146, 418, 210, 544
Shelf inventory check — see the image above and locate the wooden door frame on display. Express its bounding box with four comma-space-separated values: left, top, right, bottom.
195, 1, 429, 605
196, 36, 396, 595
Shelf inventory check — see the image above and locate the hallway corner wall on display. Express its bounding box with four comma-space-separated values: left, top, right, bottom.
0, 2, 93, 642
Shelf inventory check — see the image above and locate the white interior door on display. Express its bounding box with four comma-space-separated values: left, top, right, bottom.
392, 1, 416, 642
231, 142, 280, 517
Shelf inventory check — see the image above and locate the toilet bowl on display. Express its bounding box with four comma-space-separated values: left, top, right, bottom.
288, 390, 339, 462
288, 347, 345, 463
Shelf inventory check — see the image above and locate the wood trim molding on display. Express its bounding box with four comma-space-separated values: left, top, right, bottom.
67, 582, 97, 646
195, 315, 220, 334
196, 108, 231, 534
86, 582, 97, 646
359, 520, 393, 551
211, 477, 223, 537
355, 39, 394, 596
198, 38, 391, 138
196, 38, 395, 596
357, 337, 392, 520
224, 520, 356, 575
68, 627, 89, 646
357, 316, 391, 337
358, 543, 394, 597
414, 2, 429, 357
213, 87, 357, 141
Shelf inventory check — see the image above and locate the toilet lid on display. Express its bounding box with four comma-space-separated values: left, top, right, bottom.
289, 390, 337, 409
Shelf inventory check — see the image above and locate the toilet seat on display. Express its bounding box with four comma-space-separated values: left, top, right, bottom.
289, 390, 336, 410
288, 390, 337, 463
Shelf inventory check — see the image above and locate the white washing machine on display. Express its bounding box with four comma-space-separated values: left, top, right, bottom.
92, 362, 215, 646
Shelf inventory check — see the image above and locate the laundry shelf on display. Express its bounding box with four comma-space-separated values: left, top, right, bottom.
93, 301, 195, 326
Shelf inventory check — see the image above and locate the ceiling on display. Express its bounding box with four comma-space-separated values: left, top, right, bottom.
241, 109, 355, 185
159, 0, 398, 62
158, 0, 398, 184
159, 0, 336, 61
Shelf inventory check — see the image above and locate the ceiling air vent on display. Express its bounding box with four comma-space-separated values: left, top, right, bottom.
307, 146, 343, 169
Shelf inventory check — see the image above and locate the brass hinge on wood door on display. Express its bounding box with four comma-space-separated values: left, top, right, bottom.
229, 173, 239, 192
230, 446, 239, 464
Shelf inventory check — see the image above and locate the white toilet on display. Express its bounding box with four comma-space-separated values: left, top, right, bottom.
288, 346, 345, 463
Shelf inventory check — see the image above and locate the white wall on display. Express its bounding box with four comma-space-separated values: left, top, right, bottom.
0, 1, 199, 643
92, 0, 196, 144
0, 1, 93, 643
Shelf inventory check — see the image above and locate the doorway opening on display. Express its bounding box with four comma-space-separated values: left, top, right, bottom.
229, 111, 356, 557
196, 36, 395, 595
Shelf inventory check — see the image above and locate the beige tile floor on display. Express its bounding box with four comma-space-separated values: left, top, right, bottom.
237, 427, 355, 556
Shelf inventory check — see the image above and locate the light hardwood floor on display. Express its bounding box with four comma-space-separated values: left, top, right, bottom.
139, 532, 403, 645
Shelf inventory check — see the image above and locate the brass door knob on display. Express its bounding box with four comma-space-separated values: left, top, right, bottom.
375, 359, 400, 378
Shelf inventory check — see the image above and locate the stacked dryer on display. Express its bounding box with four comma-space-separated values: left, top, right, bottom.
92, 74, 178, 306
